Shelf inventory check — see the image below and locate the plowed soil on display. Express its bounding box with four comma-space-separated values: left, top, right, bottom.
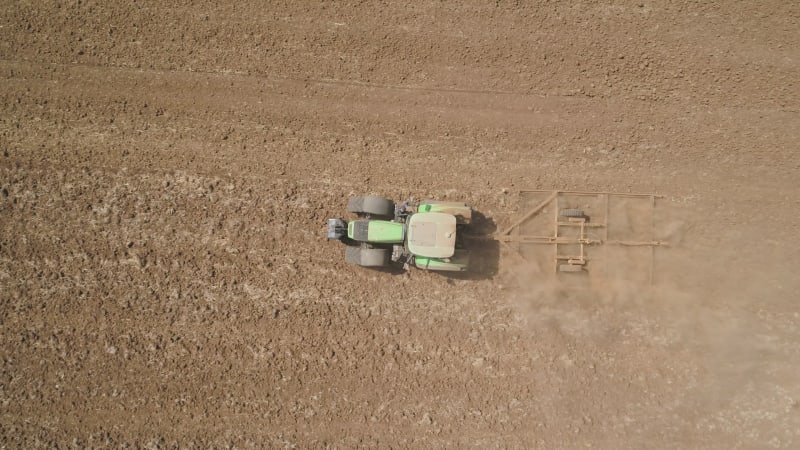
2, 1, 799, 448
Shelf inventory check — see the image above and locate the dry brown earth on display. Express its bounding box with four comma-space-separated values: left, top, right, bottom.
1, 1, 799, 448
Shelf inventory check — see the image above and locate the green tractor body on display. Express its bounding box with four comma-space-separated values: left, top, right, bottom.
347, 220, 405, 244
416, 202, 472, 225
414, 249, 471, 271
328, 197, 472, 272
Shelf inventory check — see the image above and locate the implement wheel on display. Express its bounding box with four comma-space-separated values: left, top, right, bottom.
559, 264, 584, 273
559, 209, 585, 218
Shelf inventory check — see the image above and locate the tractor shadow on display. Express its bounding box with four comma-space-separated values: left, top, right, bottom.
443, 210, 499, 281
370, 263, 408, 276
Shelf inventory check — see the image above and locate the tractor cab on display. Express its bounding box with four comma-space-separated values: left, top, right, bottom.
406, 212, 457, 258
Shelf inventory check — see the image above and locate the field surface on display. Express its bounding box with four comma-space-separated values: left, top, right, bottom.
1, 1, 799, 448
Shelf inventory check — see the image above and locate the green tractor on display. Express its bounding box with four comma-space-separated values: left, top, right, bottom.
327, 196, 472, 271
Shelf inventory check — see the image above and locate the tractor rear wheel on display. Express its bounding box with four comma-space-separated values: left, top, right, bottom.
347, 196, 395, 217
345, 246, 389, 267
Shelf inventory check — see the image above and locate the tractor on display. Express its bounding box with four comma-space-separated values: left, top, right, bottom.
327, 195, 472, 271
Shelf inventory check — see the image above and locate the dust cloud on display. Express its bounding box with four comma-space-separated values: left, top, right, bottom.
505, 204, 800, 446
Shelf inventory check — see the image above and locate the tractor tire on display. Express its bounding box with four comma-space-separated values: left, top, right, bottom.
559, 209, 585, 218
345, 246, 389, 267
347, 196, 395, 217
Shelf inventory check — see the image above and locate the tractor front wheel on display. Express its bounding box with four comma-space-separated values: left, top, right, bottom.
347, 196, 395, 217
345, 246, 389, 267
